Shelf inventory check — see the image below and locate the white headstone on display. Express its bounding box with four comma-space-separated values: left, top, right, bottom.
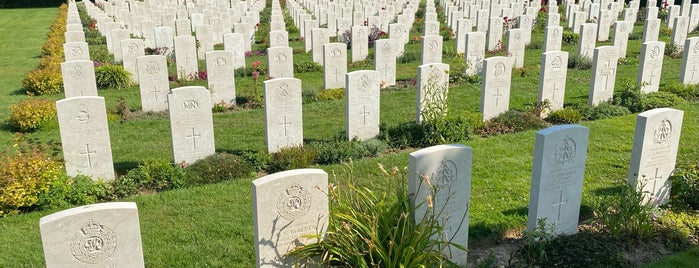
464, 31, 486, 75
612, 21, 631, 59
61, 60, 98, 98
374, 39, 396, 87
311, 28, 329, 65
679, 37, 699, 85
167, 86, 216, 164
420, 35, 443, 64
137, 55, 169, 112
252, 169, 328, 267
63, 42, 90, 62
637, 41, 665, 93
480, 57, 513, 121
346, 70, 381, 140
264, 78, 303, 153
628, 108, 684, 205
154, 26, 175, 55
642, 18, 661, 43
39, 202, 144, 267
416, 63, 450, 123
671, 16, 689, 46
223, 32, 247, 69
506, 29, 526, 68
269, 30, 289, 47
543, 26, 563, 52
487, 17, 503, 51
57, 96, 115, 180
323, 43, 347, 89
409, 144, 472, 265
351, 26, 369, 62
588, 46, 619, 106
64, 31, 86, 43
267, 46, 294, 79
206, 51, 236, 105
527, 124, 590, 235
120, 39, 145, 83
174, 35, 199, 80
539, 51, 569, 115
455, 19, 472, 54
578, 23, 597, 58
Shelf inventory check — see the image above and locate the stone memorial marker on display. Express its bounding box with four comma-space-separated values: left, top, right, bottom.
141, 20, 156, 48
267, 46, 294, 79
120, 39, 145, 83
39, 202, 144, 268
252, 169, 328, 267
264, 78, 303, 153
351, 26, 369, 62
346, 70, 380, 140
269, 30, 289, 47
588, 46, 619, 106
175, 18, 192, 36
539, 51, 569, 116
323, 43, 347, 89
416, 63, 450, 123
65, 31, 86, 43
311, 28, 329, 65
223, 33, 247, 69
206, 51, 236, 105
487, 17, 503, 51
455, 19, 472, 54
195, 25, 215, 60
628, 108, 684, 205
612, 21, 631, 59
304, 20, 320, 52
374, 39, 396, 87
409, 144, 472, 265
137, 55, 169, 112
480, 57, 512, 121
679, 37, 699, 85
61, 60, 98, 98
424, 20, 440, 36
57, 96, 115, 180
597, 10, 613, 42
578, 23, 597, 58
110, 29, 131, 63
465, 31, 486, 75
671, 16, 689, 47
167, 86, 215, 164
63, 42, 90, 62
154, 26, 175, 56
527, 124, 590, 235
421, 35, 443, 65
234, 22, 253, 52
642, 18, 661, 43
174, 35, 199, 80
543, 26, 563, 52
517, 14, 534, 45
507, 29, 526, 68
637, 41, 665, 93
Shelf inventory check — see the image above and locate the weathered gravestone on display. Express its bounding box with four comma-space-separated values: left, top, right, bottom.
671, 16, 689, 47
264, 78, 303, 153
351, 26, 369, 62
528, 124, 590, 235
679, 37, 699, 85
39, 202, 144, 268
63, 42, 90, 62
628, 108, 684, 205
345, 70, 380, 140
154, 26, 175, 56
538, 51, 569, 116
421, 35, 443, 65
637, 41, 665, 93
65, 31, 86, 43
642, 18, 661, 43
409, 144, 472, 265
464, 31, 486, 75
507, 29, 526, 68
61, 60, 98, 98
267, 46, 294, 78
110, 29, 131, 63
174, 35, 199, 80
416, 63, 450, 123
269, 30, 289, 47
588, 46, 619, 106
487, 17, 503, 51
120, 39, 145, 84
137, 55, 169, 112
612, 21, 631, 59
578, 23, 597, 58
323, 43, 347, 89
374, 39, 397, 87
57, 96, 115, 180
223, 33, 247, 70
480, 56, 513, 121
455, 19, 472, 54
543, 26, 563, 52
311, 28, 329, 66
206, 51, 236, 105
168, 86, 215, 164
252, 169, 328, 267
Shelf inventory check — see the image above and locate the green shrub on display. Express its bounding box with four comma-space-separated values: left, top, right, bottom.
38, 175, 115, 210
85, 28, 106, 45
113, 160, 186, 198
294, 61, 323, 73
594, 181, 655, 240
657, 210, 699, 250
669, 164, 699, 210
22, 64, 63, 95
513, 65, 540, 77
310, 139, 386, 165
643, 91, 681, 110
568, 53, 592, 69
317, 88, 345, 101
521, 228, 626, 267
347, 58, 373, 69
95, 64, 132, 89
664, 42, 683, 58
9, 98, 57, 132
576, 103, 630, 120
234, 150, 269, 171
492, 110, 549, 132
379, 121, 429, 149
184, 153, 254, 185
547, 108, 583, 124
662, 81, 699, 100
397, 50, 420, 63
562, 31, 578, 44
267, 146, 316, 173
90, 45, 112, 64
613, 79, 645, 113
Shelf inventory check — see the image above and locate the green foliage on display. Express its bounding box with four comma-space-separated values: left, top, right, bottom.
294, 61, 323, 73
21, 64, 63, 95
347, 58, 373, 69
38, 175, 115, 210
562, 31, 578, 44
614, 79, 645, 113
21, 4, 67, 96
513, 64, 540, 77
448, 54, 481, 84
521, 229, 627, 267
317, 88, 345, 101
266, 146, 316, 173
288, 163, 464, 267
484, 110, 549, 134
662, 81, 699, 100
594, 182, 655, 241
0, 138, 62, 217
310, 138, 386, 165
113, 160, 187, 198
664, 42, 683, 59
89, 45, 112, 63
94, 64, 132, 89
547, 108, 583, 124
397, 50, 420, 64
575, 103, 630, 120
568, 53, 592, 69
519, 219, 556, 265
669, 164, 699, 210
184, 153, 254, 186
644, 91, 682, 110
656, 210, 699, 249
9, 98, 57, 132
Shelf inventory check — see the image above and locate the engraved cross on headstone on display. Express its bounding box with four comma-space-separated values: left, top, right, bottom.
186, 127, 200, 149
690, 64, 697, 80
493, 88, 504, 106
382, 63, 391, 76
551, 83, 559, 100
648, 71, 656, 85
646, 167, 664, 197
80, 144, 97, 167
598, 59, 616, 91
359, 105, 370, 125
183, 52, 194, 67
279, 115, 291, 136
151, 86, 161, 101
552, 191, 568, 221
333, 68, 343, 82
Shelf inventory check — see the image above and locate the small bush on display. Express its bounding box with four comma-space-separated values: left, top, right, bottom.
513, 65, 540, 77
397, 51, 420, 63
669, 164, 699, 210
379, 122, 429, 149
594, 181, 655, 241
94, 64, 132, 89
613, 79, 645, 113
643, 91, 681, 110
184, 153, 254, 185
562, 31, 578, 44
90, 45, 112, 64
9, 98, 57, 132
112, 160, 187, 198
317, 88, 345, 101
492, 110, 549, 132
656, 210, 699, 249
576, 103, 630, 120
664, 42, 683, 58
22, 64, 63, 95
547, 108, 583, 124
310, 139, 386, 165
568, 53, 592, 69
38, 175, 115, 210
267, 146, 316, 173
521, 229, 626, 267
662, 81, 699, 100
294, 61, 323, 73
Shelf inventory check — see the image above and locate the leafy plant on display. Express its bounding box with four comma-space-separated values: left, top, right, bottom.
594, 181, 656, 241
94, 64, 131, 89
293, 61, 322, 73
575, 103, 630, 120
310, 138, 386, 165
184, 153, 254, 186
547, 108, 583, 124
568, 53, 592, 69
112, 160, 187, 198
662, 81, 699, 100
317, 88, 344, 101
266, 146, 316, 173
669, 163, 699, 210
9, 98, 57, 132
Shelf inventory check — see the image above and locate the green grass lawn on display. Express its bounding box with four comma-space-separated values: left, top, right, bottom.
0, 4, 697, 267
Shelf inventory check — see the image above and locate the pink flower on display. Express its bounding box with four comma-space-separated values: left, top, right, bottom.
252, 71, 260, 79
252, 60, 261, 68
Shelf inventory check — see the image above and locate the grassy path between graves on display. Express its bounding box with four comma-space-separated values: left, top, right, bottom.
0, 5, 698, 267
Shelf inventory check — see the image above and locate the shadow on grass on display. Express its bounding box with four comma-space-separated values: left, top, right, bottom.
114, 161, 139, 176
592, 185, 625, 196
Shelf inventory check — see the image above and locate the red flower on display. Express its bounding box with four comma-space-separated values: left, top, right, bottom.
252, 60, 261, 68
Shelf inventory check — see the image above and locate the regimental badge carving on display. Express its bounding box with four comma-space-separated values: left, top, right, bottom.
494, 62, 506, 77
70, 220, 117, 264
276, 182, 312, 221
146, 61, 160, 74
73, 66, 84, 78
274, 34, 284, 44
429, 40, 439, 51
360, 74, 371, 89
619, 23, 627, 32
331, 48, 342, 58
128, 42, 139, 53
514, 32, 521, 41
551, 56, 563, 68
76, 111, 89, 123
555, 136, 576, 165
275, 52, 288, 62
693, 42, 699, 53
71, 46, 83, 57
183, 100, 199, 110
214, 57, 227, 66
429, 67, 442, 82
358, 29, 365, 36
432, 158, 457, 187
653, 119, 672, 144
650, 45, 661, 59
650, 21, 658, 30
382, 42, 391, 53
278, 83, 290, 98
553, 28, 560, 37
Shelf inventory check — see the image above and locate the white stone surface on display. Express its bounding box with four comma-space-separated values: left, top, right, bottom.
223, 33, 246, 70
588, 46, 619, 106
351, 26, 369, 62
538, 51, 569, 115
120, 39, 145, 84
174, 35, 198, 80
137, 55, 169, 112
167, 86, 215, 164
637, 41, 665, 93
465, 31, 485, 75
480, 56, 512, 121
267, 46, 294, 79
374, 39, 396, 87
206, 51, 236, 105
63, 42, 90, 62
264, 78, 303, 153
61, 60, 98, 98
420, 35, 443, 65
323, 42, 347, 89
416, 63, 450, 123
543, 26, 563, 52
679, 37, 699, 85
346, 70, 381, 140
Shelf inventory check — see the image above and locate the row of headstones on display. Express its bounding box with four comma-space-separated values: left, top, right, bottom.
37, 106, 683, 267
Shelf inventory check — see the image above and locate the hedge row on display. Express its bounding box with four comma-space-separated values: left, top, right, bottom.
21, 3, 67, 95
0, 0, 64, 8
